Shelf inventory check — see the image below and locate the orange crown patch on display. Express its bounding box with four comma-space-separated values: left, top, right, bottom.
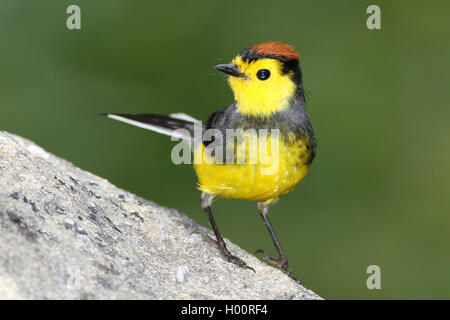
251, 41, 299, 60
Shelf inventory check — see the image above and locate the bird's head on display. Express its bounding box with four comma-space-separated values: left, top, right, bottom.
215, 41, 302, 117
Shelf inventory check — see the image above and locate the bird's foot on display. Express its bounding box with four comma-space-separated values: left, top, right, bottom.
221, 248, 255, 272
255, 249, 302, 284
192, 230, 255, 272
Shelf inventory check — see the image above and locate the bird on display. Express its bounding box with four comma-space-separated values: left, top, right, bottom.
103, 41, 316, 283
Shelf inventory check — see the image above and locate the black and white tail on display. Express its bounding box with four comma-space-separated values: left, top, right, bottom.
103, 113, 201, 141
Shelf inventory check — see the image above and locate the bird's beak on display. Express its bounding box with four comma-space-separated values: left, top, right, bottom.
215, 64, 247, 79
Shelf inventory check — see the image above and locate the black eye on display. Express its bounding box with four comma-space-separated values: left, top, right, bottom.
256, 69, 271, 80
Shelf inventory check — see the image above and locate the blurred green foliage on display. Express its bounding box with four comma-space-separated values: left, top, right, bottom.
1, 0, 450, 299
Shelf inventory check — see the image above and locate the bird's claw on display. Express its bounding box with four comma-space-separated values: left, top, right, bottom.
222, 252, 255, 273
255, 249, 302, 284
192, 230, 255, 272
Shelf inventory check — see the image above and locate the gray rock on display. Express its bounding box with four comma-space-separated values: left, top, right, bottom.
0, 131, 321, 300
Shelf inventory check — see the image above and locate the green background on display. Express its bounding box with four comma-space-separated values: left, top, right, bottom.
1, 1, 449, 299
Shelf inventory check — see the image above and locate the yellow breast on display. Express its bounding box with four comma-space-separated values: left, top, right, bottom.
193, 132, 311, 202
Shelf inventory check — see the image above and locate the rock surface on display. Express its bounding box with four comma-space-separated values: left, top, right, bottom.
0, 131, 321, 300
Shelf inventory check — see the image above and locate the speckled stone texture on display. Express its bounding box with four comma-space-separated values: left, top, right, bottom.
0, 131, 321, 300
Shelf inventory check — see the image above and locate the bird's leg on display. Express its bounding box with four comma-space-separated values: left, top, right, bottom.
197, 193, 255, 272
255, 201, 302, 284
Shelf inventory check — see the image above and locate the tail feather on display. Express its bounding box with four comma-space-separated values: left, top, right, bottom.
168, 113, 200, 123
103, 113, 200, 141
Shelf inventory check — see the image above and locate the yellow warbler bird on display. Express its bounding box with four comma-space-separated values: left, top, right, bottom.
104, 41, 316, 283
